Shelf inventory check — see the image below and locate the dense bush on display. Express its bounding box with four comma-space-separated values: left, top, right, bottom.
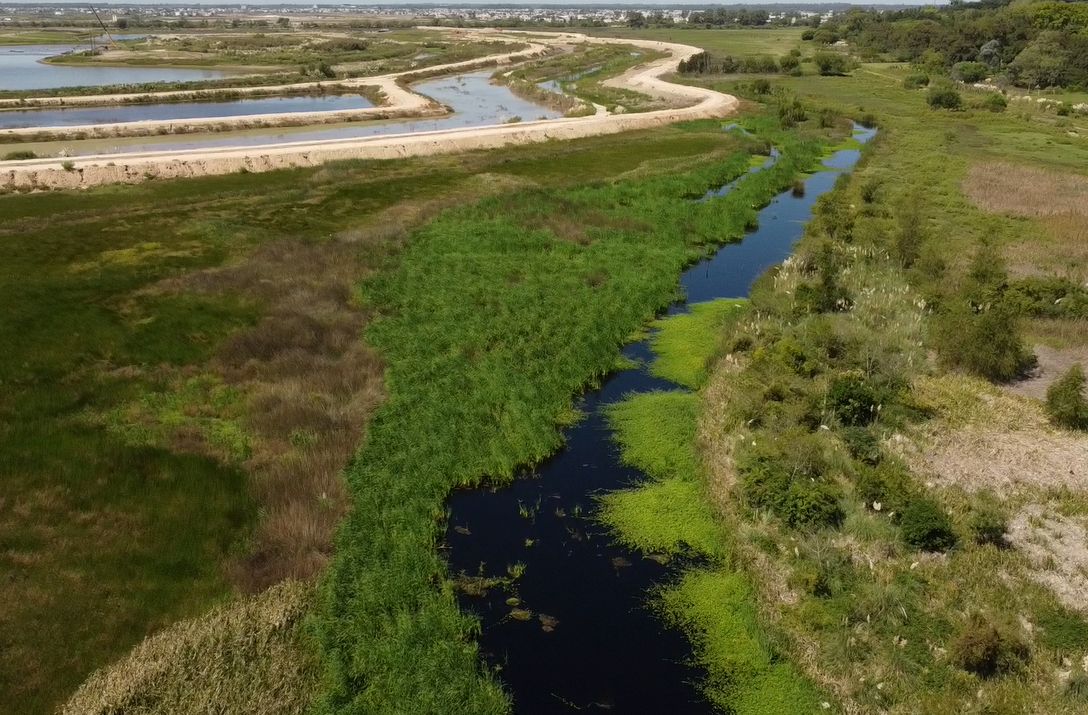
751, 78, 771, 95
932, 300, 1035, 382
902, 72, 930, 89
841, 427, 883, 465
738, 437, 845, 530
927, 85, 963, 110
827, 375, 881, 426
979, 92, 1008, 112
2, 150, 36, 161
813, 51, 856, 76
950, 614, 1029, 678
1003, 277, 1088, 319
801, 29, 816, 41
1046, 364, 1088, 430
899, 498, 957, 551
678, 51, 780, 75
780, 53, 800, 73
953, 61, 989, 83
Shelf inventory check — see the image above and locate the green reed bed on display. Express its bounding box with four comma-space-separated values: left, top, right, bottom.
311, 119, 824, 713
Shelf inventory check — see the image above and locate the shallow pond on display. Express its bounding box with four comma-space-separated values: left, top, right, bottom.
444, 124, 876, 713
60, 70, 562, 155
0, 93, 374, 129
0, 44, 234, 91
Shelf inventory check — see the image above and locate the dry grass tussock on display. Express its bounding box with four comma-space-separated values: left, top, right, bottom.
62, 580, 318, 715
1008, 504, 1088, 613
897, 374, 1088, 494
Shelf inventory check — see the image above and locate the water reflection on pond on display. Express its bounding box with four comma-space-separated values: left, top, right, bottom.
0, 43, 234, 91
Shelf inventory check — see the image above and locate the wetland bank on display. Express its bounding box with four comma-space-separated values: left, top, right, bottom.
5, 7, 1088, 715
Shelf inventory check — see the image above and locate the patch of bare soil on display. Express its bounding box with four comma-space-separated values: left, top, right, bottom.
899, 375, 1088, 494
1006, 344, 1088, 400
1008, 504, 1088, 612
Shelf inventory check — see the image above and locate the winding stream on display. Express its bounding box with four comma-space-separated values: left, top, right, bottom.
445, 123, 876, 713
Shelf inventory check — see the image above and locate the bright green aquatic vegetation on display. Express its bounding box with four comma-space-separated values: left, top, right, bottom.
650, 299, 748, 389
662, 571, 824, 714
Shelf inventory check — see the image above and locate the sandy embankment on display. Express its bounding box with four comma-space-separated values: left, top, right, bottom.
0, 30, 738, 192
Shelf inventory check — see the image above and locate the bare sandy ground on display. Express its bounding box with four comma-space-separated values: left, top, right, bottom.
0, 29, 738, 191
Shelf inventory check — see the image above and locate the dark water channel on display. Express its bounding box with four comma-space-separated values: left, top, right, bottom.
445, 124, 875, 713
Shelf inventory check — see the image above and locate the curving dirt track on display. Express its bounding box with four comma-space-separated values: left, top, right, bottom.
0, 29, 738, 191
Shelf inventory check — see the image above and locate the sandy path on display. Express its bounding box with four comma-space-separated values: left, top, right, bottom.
0, 29, 738, 191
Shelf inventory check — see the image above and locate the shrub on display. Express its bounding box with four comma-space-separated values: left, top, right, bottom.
979, 92, 1007, 112
61, 160, 75, 172
969, 503, 1008, 547
953, 61, 989, 83
780, 54, 800, 72
932, 300, 1035, 382
855, 461, 914, 513
950, 614, 1029, 678
795, 244, 852, 313
778, 98, 807, 127
927, 86, 963, 110
813, 51, 855, 76
1046, 364, 1088, 430
841, 427, 882, 465
828, 375, 881, 426
2, 150, 36, 161
737, 436, 844, 530
751, 78, 771, 95
817, 108, 838, 128
902, 72, 930, 89
900, 498, 957, 551
782, 480, 845, 530
801, 29, 816, 41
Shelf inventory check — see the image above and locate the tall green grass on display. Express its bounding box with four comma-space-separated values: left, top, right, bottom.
311, 120, 825, 712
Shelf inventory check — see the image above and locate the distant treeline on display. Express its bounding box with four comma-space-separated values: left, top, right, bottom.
820, 0, 1088, 89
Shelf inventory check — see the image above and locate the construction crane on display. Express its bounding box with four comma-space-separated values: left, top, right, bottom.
88, 5, 114, 51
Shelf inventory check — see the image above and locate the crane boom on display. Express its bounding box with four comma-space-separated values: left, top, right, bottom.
88, 5, 114, 48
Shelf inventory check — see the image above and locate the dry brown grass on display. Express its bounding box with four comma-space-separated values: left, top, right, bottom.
62, 580, 318, 715
963, 162, 1088, 219
164, 238, 384, 592
964, 162, 1088, 281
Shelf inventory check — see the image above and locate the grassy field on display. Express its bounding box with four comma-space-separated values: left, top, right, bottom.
0, 29, 95, 45
0, 124, 764, 714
